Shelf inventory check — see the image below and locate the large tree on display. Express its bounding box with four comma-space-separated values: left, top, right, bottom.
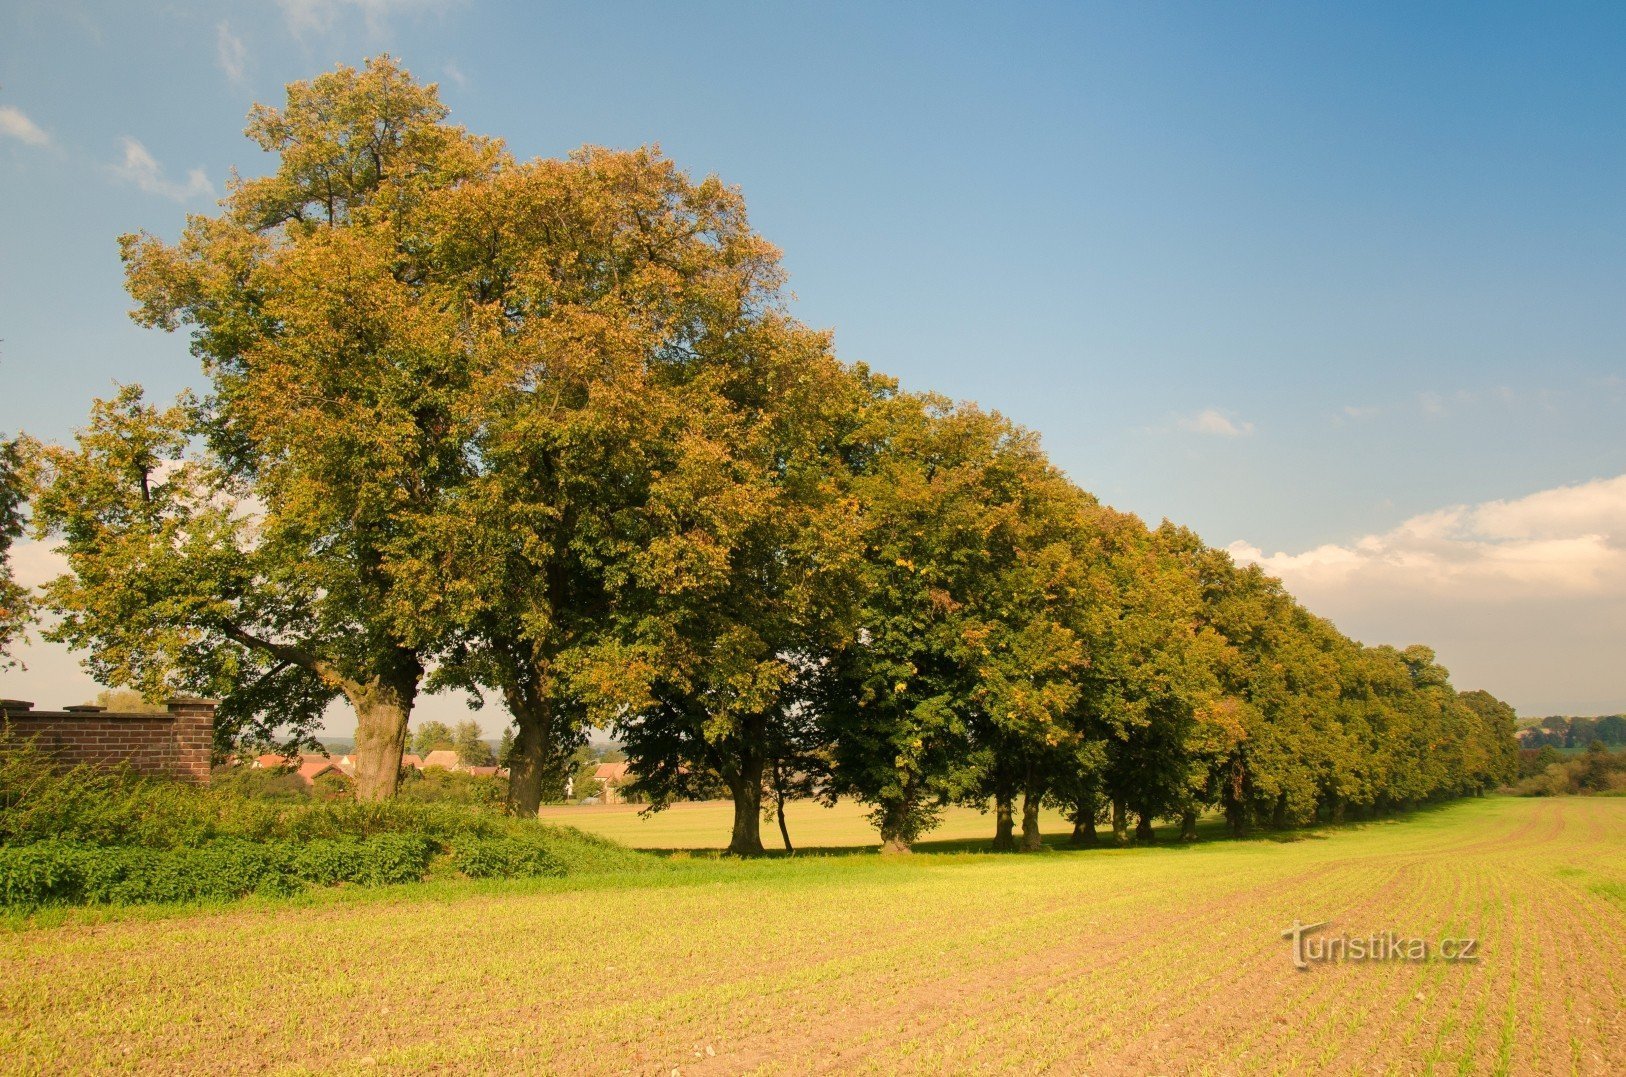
612, 331, 875, 855
822, 397, 1105, 852
38, 59, 507, 796
423, 144, 798, 816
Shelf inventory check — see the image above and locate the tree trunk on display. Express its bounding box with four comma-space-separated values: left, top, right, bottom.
1070, 816, 1098, 846
1135, 813, 1155, 843
992, 795, 1016, 851
1020, 788, 1044, 852
505, 703, 551, 817
1270, 794, 1287, 830
348, 671, 418, 802
772, 759, 793, 856
1180, 809, 1198, 842
1112, 798, 1129, 846
878, 797, 914, 854
1225, 798, 1245, 836
724, 742, 767, 857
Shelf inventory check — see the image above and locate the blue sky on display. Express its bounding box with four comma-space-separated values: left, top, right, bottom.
3, 1, 1624, 723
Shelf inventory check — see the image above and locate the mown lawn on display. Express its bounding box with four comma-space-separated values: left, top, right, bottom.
2, 797, 1622, 1075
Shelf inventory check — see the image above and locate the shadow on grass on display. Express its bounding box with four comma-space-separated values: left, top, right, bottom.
630, 797, 1484, 861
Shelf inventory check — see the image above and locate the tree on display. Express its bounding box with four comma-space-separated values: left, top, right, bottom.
89, 688, 167, 714
0, 433, 30, 665
1455, 690, 1519, 792
411, 721, 454, 756
453, 719, 494, 767
420, 143, 798, 817
822, 397, 1105, 853
38, 59, 509, 797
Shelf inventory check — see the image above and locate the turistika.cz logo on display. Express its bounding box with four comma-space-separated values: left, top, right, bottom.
1281, 920, 1480, 971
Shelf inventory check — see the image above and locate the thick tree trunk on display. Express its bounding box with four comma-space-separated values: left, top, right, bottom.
1135, 813, 1155, 843
1225, 798, 1246, 836
878, 798, 914, 854
1180, 809, 1198, 842
1070, 816, 1098, 846
348, 671, 418, 802
1112, 798, 1129, 845
992, 796, 1017, 851
724, 741, 767, 857
505, 703, 551, 817
1020, 790, 1045, 852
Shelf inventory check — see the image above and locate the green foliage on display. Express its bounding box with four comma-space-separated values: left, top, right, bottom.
1511, 742, 1626, 797
0, 432, 35, 665
1520, 714, 1626, 749
395, 766, 504, 808
452, 720, 494, 767
451, 836, 565, 880
410, 721, 455, 756
0, 737, 650, 908
0, 834, 436, 909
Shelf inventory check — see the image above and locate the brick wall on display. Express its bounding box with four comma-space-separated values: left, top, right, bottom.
0, 698, 217, 784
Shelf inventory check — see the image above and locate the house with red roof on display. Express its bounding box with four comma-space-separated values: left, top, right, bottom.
593, 761, 631, 804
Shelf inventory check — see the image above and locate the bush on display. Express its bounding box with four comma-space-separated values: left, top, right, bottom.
0, 734, 653, 909
0, 833, 438, 909
451, 836, 566, 880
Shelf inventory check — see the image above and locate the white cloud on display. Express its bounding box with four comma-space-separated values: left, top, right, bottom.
216, 21, 249, 85
1228, 474, 1626, 712
0, 105, 52, 147
442, 61, 467, 89
279, 0, 458, 38
110, 137, 213, 202
1175, 408, 1254, 438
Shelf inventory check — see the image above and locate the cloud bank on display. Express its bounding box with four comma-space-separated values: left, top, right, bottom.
1229, 474, 1626, 714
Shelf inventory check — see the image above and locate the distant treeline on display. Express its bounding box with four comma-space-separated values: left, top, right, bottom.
6, 59, 1520, 855
1519, 715, 1626, 750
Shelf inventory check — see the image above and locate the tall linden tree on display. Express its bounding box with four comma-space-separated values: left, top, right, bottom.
37, 58, 509, 797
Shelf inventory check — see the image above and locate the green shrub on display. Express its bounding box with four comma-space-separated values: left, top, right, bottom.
347, 833, 434, 886
452, 836, 566, 879
0, 843, 83, 906
0, 734, 653, 909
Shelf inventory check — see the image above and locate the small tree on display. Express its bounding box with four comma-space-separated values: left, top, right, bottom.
411, 721, 455, 756
453, 719, 494, 767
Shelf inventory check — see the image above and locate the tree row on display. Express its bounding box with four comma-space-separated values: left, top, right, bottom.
12, 59, 1517, 853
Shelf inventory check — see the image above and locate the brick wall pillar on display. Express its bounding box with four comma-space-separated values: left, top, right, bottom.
165, 698, 218, 784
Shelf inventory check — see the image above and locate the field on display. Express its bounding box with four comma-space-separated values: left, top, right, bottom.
533, 798, 1080, 851
2, 797, 1623, 1075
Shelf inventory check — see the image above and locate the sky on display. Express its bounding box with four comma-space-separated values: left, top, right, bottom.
2, 1, 1623, 729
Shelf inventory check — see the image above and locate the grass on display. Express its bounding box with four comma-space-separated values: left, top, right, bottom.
1, 796, 1622, 1074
